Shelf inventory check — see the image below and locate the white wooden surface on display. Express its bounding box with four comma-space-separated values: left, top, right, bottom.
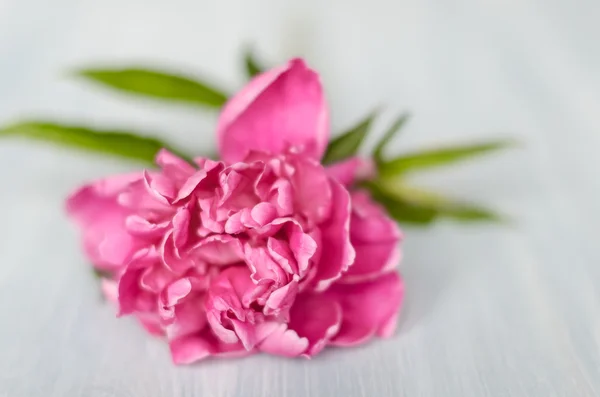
1, 0, 599, 396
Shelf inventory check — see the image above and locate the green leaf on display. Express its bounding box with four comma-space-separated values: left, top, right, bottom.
373, 194, 439, 224
92, 268, 113, 280
378, 139, 515, 177
322, 112, 377, 164
74, 67, 228, 108
0, 121, 192, 165
363, 180, 503, 225
91, 268, 113, 302
244, 49, 265, 79
373, 113, 410, 163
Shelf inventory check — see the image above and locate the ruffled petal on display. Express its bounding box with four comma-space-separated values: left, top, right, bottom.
311, 179, 355, 291
289, 155, 332, 225
258, 323, 309, 357
341, 190, 403, 283
205, 267, 262, 349
155, 149, 195, 178
191, 235, 244, 267
66, 173, 142, 270
259, 293, 342, 357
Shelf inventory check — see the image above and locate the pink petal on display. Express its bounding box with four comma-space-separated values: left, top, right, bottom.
155, 149, 195, 177
206, 311, 238, 344
139, 263, 173, 293
218, 63, 289, 147
199, 198, 226, 234
229, 319, 258, 350
117, 249, 160, 309
66, 174, 141, 212
164, 295, 208, 340
258, 323, 309, 357
173, 211, 190, 250
259, 293, 343, 358
311, 179, 355, 291
340, 190, 403, 283
250, 202, 278, 226
268, 179, 294, 216
118, 267, 152, 316
219, 166, 263, 209
217, 58, 329, 163
125, 215, 170, 238
244, 244, 287, 284
174, 170, 208, 203
224, 211, 244, 234
100, 279, 119, 303
288, 225, 317, 276
289, 155, 332, 224
138, 314, 164, 336
264, 280, 299, 316
66, 174, 142, 270
169, 328, 250, 365
95, 229, 141, 269
180, 160, 225, 202
191, 235, 244, 266
161, 278, 193, 308
326, 272, 404, 346
341, 241, 401, 283
326, 157, 375, 187
267, 237, 298, 275
161, 231, 196, 274
350, 190, 403, 243
288, 293, 342, 356
378, 310, 400, 338
205, 267, 258, 347
143, 170, 176, 203
194, 157, 222, 172
117, 178, 170, 212
170, 334, 212, 364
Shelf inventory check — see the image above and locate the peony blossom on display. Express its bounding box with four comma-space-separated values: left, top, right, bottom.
67, 58, 404, 364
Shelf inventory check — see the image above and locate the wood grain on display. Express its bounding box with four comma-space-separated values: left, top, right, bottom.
0, 0, 599, 396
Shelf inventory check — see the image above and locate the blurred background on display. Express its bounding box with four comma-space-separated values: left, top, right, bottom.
0, 1, 599, 396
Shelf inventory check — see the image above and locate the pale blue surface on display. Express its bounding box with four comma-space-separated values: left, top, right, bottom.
0, 1, 599, 396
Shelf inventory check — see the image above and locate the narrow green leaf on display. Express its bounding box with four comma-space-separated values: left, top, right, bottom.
363, 180, 503, 225
244, 50, 265, 79
363, 181, 438, 224
0, 121, 192, 165
376, 195, 439, 224
74, 67, 228, 108
378, 139, 516, 177
440, 204, 502, 222
92, 268, 113, 280
91, 268, 113, 302
322, 112, 377, 164
373, 113, 410, 163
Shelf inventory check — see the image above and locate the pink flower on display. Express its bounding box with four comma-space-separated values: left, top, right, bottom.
67, 58, 404, 364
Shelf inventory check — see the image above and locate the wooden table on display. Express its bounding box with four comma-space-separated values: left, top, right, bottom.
1, 0, 598, 395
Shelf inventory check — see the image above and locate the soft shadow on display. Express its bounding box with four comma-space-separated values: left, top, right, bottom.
396, 225, 489, 331
398, 262, 454, 332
